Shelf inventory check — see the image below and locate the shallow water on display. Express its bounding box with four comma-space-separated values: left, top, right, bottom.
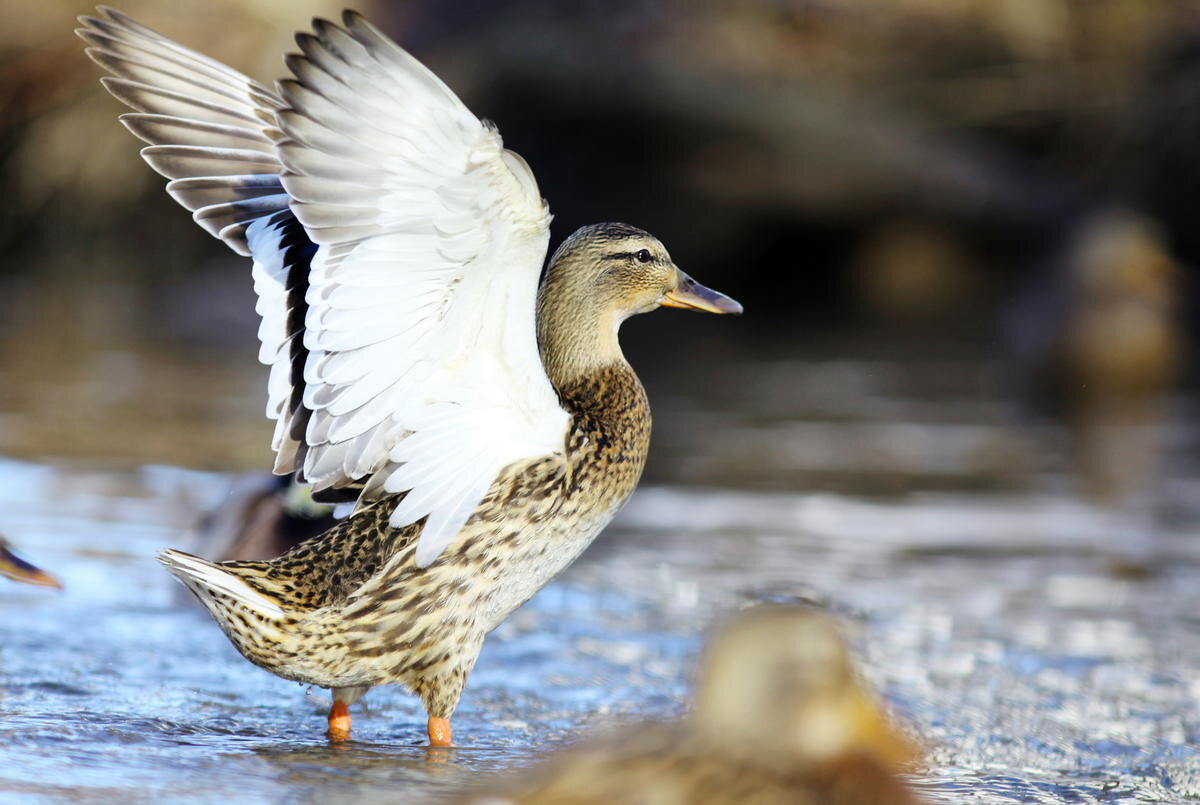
2, 346, 1200, 803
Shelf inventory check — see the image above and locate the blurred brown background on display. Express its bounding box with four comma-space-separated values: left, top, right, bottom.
3, 0, 1198, 504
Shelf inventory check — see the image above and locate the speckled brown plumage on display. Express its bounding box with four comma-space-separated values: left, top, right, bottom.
160, 224, 738, 743
191, 363, 649, 717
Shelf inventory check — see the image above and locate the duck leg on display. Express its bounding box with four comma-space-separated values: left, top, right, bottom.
326, 685, 368, 743
327, 701, 352, 742
427, 716, 453, 747
420, 668, 468, 747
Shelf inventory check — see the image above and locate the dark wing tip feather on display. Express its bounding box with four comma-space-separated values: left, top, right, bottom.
98, 6, 160, 36
310, 17, 339, 37
341, 9, 369, 29
283, 52, 306, 75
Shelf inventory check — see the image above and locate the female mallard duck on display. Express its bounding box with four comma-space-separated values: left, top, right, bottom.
0, 536, 60, 589
468, 607, 922, 804
79, 8, 739, 745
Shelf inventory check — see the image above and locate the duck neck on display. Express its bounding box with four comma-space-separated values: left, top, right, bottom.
535, 278, 651, 489
536, 286, 628, 394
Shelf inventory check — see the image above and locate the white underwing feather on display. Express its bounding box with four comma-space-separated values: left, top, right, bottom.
85, 8, 570, 568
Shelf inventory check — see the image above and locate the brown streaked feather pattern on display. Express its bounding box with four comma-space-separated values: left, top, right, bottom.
463, 730, 921, 805
177, 363, 651, 720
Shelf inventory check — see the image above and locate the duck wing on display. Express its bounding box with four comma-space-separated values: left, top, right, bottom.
77, 7, 290, 255
81, 9, 570, 567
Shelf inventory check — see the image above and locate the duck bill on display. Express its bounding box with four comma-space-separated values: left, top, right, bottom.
0, 544, 62, 589
662, 273, 743, 314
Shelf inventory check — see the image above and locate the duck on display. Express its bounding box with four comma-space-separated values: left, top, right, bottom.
78, 7, 740, 746
1007, 209, 1181, 503
464, 607, 922, 804
1053, 211, 1181, 503
0, 536, 61, 589
193, 473, 336, 564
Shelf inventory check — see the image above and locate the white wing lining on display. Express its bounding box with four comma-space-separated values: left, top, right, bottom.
84, 8, 572, 567
271, 14, 571, 564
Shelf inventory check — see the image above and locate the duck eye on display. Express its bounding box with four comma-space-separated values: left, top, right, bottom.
635, 249, 653, 263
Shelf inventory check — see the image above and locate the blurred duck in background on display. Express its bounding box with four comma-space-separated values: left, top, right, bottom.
0, 536, 60, 589
1057, 212, 1182, 504
465, 607, 922, 805
1009, 209, 1183, 506
193, 474, 336, 563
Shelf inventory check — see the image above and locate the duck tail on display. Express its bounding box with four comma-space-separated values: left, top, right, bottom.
159, 548, 286, 619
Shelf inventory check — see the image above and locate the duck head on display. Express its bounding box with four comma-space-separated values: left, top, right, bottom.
692, 606, 919, 771
537, 223, 741, 384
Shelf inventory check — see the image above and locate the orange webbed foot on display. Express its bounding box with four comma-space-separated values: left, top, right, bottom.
427, 716, 452, 747
327, 700, 352, 743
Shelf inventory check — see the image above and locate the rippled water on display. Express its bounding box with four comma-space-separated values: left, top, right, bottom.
2, 347, 1200, 803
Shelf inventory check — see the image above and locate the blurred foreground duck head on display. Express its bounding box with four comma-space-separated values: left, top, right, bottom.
694, 607, 919, 769
464, 607, 926, 804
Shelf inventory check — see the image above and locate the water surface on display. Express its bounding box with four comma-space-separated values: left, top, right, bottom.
2, 348, 1199, 803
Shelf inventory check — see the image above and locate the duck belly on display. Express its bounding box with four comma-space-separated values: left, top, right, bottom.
478, 506, 618, 633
